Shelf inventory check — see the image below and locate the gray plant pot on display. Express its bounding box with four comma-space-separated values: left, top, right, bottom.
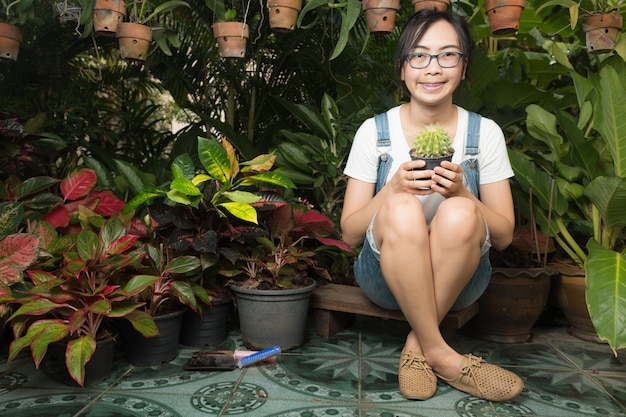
231, 279, 317, 351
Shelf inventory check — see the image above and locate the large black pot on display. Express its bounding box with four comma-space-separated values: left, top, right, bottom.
120, 309, 184, 366
48, 336, 116, 387
180, 298, 233, 347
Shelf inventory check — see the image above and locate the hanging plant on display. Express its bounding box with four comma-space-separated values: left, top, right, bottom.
115, 0, 190, 60
268, 0, 302, 32
209, 0, 252, 59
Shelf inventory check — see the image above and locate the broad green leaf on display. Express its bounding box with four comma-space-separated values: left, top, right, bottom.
221, 190, 261, 204
124, 310, 159, 337
218, 202, 258, 224
165, 256, 202, 274
13, 176, 59, 201
171, 153, 195, 180
198, 137, 231, 183
123, 190, 167, 213
585, 239, 626, 353
66, 336, 96, 387
595, 65, 626, 178
584, 176, 626, 230
123, 274, 161, 295
170, 177, 202, 196
114, 159, 152, 196
240, 172, 296, 189
330, 0, 360, 60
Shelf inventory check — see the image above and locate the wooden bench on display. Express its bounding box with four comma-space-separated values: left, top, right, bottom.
310, 283, 479, 337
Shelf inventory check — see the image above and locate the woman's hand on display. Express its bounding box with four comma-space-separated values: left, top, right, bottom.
390, 160, 435, 194
431, 160, 465, 196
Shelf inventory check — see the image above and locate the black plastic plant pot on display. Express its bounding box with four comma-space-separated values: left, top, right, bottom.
409, 151, 454, 170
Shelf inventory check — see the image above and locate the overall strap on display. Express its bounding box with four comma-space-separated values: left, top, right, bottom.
375, 112, 393, 195
462, 112, 481, 198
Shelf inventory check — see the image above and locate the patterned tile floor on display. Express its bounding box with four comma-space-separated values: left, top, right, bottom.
0, 314, 624, 417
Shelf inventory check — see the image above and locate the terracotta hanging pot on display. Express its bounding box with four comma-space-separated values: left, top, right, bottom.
362, 0, 401, 35
583, 13, 623, 53
412, 0, 450, 12
268, 0, 303, 32
212, 22, 249, 58
116, 22, 153, 61
0, 22, 23, 62
93, 0, 127, 36
484, 0, 525, 35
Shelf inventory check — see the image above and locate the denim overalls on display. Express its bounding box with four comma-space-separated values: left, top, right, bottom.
354, 111, 492, 311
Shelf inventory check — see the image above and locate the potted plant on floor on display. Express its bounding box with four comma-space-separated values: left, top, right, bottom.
123, 136, 296, 347
116, 0, 190, 60
512, 52, 626, 353
118, 242, 211, 365
223, 196, 354, 350
3, 214, 159, 386
465, 222, 558, 343
0, 201, 40, 327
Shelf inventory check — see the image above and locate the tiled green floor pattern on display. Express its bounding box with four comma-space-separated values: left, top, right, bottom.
0, 315, 624, 416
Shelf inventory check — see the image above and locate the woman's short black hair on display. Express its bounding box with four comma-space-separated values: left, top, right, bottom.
394, 10, 473, 87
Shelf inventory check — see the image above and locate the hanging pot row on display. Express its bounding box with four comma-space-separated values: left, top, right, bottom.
364, 0, 524, 35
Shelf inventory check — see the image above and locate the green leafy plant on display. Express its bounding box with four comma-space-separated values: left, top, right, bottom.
536, 0, 626, 28
222, 195, 354, 290
511, 52, 626, 353
3, 215, 159, 387
126, 242, 212, 316
124, 136, 295, 251
1, 0, 34, 25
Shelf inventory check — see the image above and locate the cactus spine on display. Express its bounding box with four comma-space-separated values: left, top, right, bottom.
411, 125, 453, 158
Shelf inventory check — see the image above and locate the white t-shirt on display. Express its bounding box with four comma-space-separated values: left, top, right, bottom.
344, 105, 514, 223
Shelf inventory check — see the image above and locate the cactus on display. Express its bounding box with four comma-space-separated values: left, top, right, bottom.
410, 124, 454, 158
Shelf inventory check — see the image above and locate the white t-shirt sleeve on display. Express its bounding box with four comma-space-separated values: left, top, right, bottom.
344, 117, 379, 184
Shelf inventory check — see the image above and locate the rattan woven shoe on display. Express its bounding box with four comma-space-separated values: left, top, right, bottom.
398, 351, 437, 400
435, 354, 523, 402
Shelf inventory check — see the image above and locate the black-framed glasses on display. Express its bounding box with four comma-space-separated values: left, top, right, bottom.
406, 52, 464, 69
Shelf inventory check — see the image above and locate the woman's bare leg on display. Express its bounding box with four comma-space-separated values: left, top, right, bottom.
375, 195, 485, 379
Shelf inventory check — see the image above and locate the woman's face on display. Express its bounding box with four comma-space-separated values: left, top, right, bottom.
400, 19, 466, 107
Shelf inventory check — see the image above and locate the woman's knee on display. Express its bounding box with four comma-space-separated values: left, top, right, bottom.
432, 198, 483, 239
376, 195, 427, 239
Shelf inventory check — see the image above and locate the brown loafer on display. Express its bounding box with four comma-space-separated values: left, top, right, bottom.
398, 351, 437, 400
436, 354, 523, 402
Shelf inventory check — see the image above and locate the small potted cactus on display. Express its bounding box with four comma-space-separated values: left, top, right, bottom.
408, 124, 455, 170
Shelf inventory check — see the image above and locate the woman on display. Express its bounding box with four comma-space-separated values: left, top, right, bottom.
340, 10, 523, 402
